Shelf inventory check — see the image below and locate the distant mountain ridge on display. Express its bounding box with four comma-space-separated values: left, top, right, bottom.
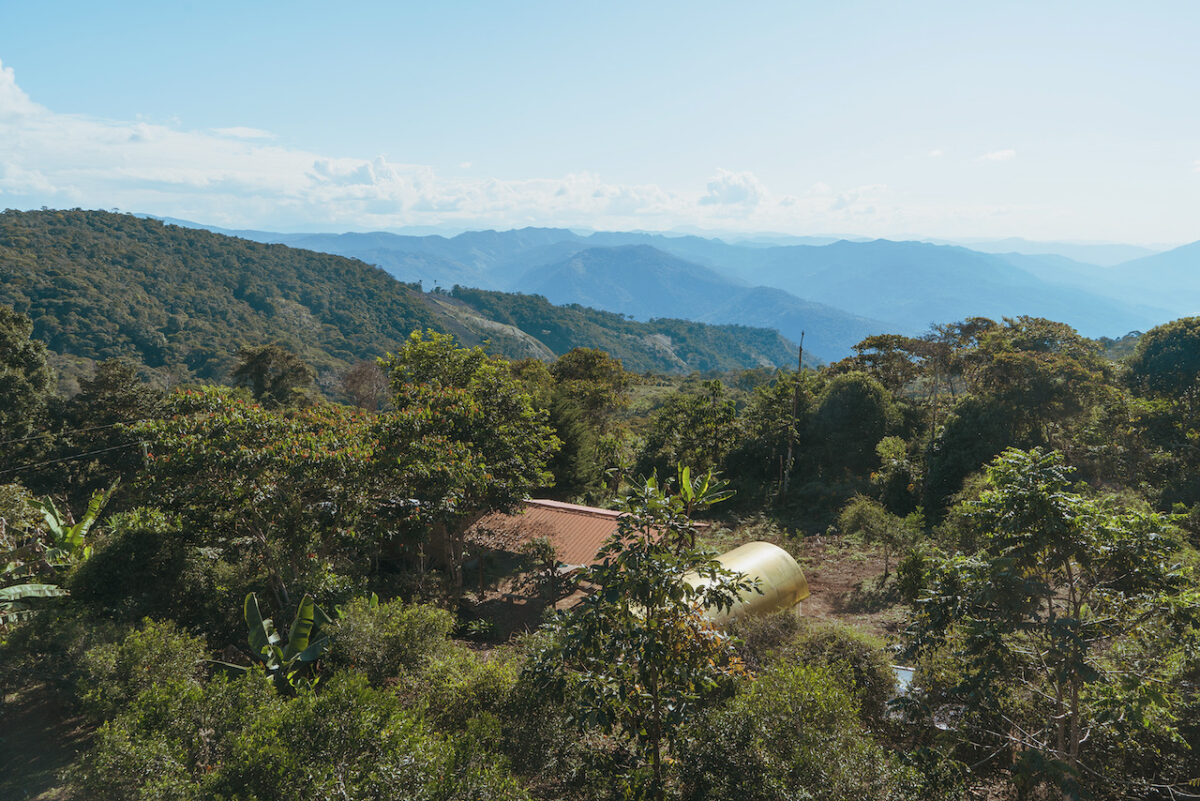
0, 210, 801, 385
149, 215, 1194, 357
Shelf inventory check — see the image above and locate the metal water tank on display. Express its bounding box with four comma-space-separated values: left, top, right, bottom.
688, 541, 810, 625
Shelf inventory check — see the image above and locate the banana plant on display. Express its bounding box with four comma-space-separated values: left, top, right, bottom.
0, 583, 69, 625
0, 483, 116, 627
35, 482, 117, 566
241, 592, 333, 688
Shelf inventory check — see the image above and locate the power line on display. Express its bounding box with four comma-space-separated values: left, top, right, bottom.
0, 420, 148, 449
0, 442, 142, 478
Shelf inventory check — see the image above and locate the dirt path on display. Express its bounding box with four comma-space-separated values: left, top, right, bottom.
0, 684, 90, 800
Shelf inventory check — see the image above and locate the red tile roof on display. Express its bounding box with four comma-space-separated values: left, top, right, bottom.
466, 499, 625, 566
467, 498, 710, 567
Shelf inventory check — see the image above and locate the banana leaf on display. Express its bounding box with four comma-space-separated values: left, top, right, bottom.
0, 583, 68, 602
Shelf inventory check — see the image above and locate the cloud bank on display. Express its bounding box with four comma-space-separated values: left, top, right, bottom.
0, 59, 1023, 235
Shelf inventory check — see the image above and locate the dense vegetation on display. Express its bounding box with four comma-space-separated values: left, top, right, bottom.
5, 219, 1200, 799
0, 210, 796, 392
449, 286, 799, 373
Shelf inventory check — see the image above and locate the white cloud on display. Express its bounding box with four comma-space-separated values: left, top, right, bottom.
213, 126, 277, 140
928, 149, 943, 157
0, 59, 1054, 237
979, 148, 1016, 162
699, 168, 765, 207
0, 60, 39, 119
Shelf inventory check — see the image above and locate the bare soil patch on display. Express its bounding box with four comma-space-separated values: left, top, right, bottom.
793, 537, 909, 640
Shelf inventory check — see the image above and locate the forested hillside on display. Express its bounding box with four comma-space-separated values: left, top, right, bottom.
0, 210, 797, 386
8, 210, 1200, 801
183, 219, 1180, 349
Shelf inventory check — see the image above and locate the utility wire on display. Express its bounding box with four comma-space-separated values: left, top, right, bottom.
0, 442, 143, 478
0, 420, 147, 449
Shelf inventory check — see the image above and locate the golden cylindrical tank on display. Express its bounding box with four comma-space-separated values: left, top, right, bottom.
687, 541, 810, 625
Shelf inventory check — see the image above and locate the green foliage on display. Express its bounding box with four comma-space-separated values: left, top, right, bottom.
550, 347, 632, 429
906, 447, 1192, 798
0, 209, 440, 385
48, 359, 164, 504
809, 371, 899, 478
1127, 316, 1200, 396
381, 330, 560, 586
837, 495, 920, 577
0, 304, 55, 453
409, 644, 521, 733
79, 619, 207, 720
676, 663, 906, 801
450, 285, 798, 374
67, 508, 218, 626
231, 343, 316, 407
531, 471, 750, 797
781, 619, 897, 727
325, 595, 455, 685
241, 592, 333, 688
637, 379, 738, 478
0, 483, 115, 625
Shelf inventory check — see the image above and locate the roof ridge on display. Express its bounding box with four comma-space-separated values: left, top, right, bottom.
525, 498, 624, 519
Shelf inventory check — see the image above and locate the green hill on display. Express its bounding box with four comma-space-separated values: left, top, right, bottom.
0, 209, 798, 385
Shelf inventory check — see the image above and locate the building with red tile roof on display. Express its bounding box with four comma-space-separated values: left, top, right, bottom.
465, 498, 628, 567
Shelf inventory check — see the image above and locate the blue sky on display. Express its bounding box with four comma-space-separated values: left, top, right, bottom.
0, 1, 1197, 243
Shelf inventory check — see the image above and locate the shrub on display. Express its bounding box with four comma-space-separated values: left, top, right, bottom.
68, 508, 219, 627
676, 663, 904, 801
325, 596, 455, 684
216, 673, 453, 801
781, 618, 897, 726
0, 608, 121, 697
727, 608, 805, 671
71, 669, 276, 801
408, 643, 520, 733
79, 618, 207, 719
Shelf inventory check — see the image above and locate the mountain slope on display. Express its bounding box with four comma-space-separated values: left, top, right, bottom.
515, 245, 745, 321
0, 210, 800, 384
513, 245, 891, 359
149, 217, 1177, 342
1109, 241, 1200, 318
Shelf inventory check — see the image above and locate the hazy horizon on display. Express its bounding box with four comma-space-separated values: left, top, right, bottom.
2, 2, 1199, 244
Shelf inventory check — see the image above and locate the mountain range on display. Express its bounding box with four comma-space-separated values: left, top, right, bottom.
159, 218, 1197, 361
0, 210, 800, 389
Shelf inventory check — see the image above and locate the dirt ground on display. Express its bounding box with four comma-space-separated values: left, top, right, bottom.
791, 537, 909, 641
0, 684, 90, 801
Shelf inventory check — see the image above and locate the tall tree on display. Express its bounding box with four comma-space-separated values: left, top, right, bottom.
0, 305, 55, 453
531, 470, 749, 799
906, 447, 1189, 798
379, 330, 559, 588
231, 344, 315, 408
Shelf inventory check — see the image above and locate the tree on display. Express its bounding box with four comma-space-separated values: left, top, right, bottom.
550, 347, 632, 430
809, 371, 899, 478
52, 359, 164, 504
837, 495, 918, 578
0, 305, 55, 452
380, 330, 559, 588
1126, 317, 1200, 396
637, 380, 738, 479
231, 343, 315, 407
724, 370, 817, 504
339, 360, 388, 411
905, 448, 1189, 798
531, 470, 750, 799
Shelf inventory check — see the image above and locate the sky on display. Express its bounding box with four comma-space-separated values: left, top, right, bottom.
0, 1, 1197, 244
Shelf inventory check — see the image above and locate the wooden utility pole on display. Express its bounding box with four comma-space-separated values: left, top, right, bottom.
782, 331, 804, 497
